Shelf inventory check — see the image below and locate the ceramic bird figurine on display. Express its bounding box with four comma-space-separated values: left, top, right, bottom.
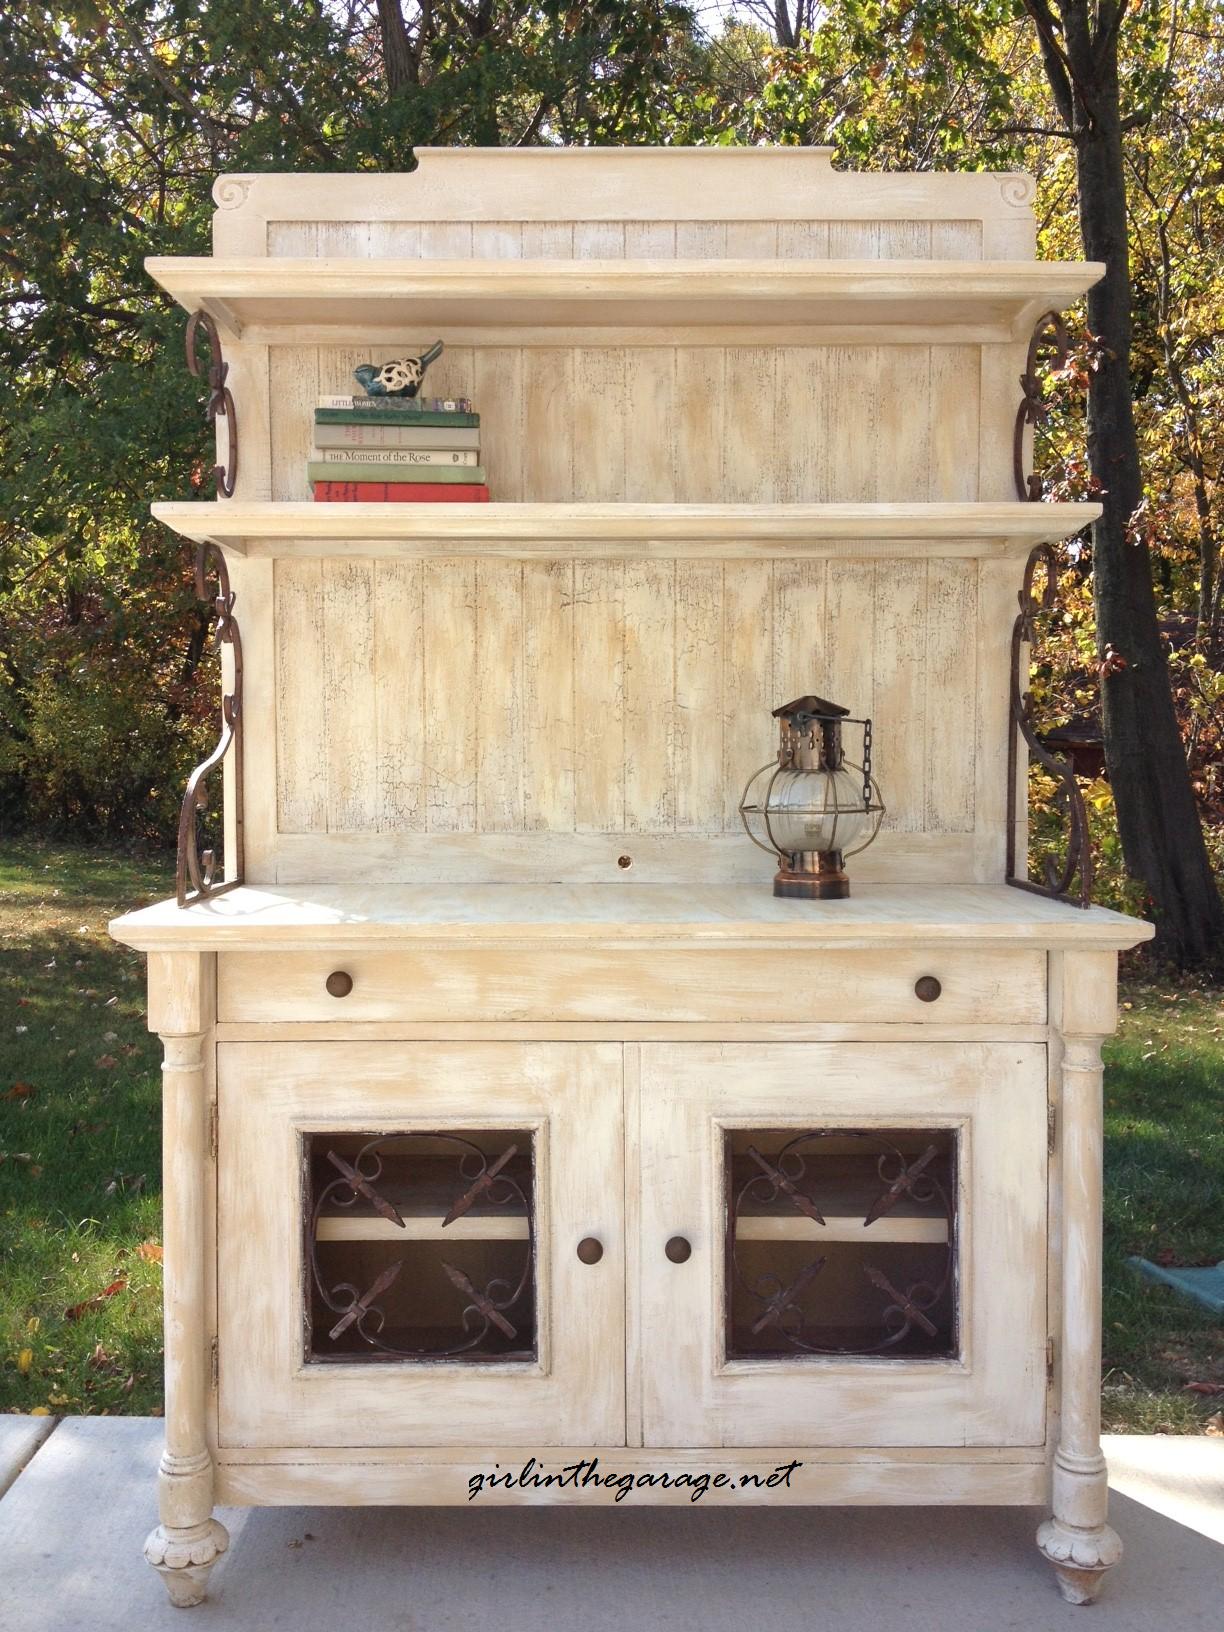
353, 341, 444, 399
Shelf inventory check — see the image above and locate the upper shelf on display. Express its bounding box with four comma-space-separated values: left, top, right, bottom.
145, 256, 1105, 346
153, 501, 1103, 560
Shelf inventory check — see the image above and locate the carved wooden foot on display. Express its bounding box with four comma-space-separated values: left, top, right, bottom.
145, 1518, 229, 1607
1036, 1517, 1122, 1605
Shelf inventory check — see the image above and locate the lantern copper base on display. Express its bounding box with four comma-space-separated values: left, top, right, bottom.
773, 860, 849, 900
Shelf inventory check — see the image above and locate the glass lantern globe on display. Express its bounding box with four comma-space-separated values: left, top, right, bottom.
740, 695, 885, 899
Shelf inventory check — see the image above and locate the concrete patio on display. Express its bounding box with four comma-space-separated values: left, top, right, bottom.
0, 1418, 1220, 1631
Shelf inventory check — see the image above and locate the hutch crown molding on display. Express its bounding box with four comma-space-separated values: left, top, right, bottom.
111, 147, 1151, 1609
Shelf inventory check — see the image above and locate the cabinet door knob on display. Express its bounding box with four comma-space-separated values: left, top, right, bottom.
576, 1237, 603, 1265
665, 1235, 692, 1264
914, 975, 942, 1003
325, 970, 354, 998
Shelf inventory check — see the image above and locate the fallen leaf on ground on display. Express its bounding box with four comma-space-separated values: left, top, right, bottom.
65, 1278, 127, 1321
1184, 1382, 1224, 1396
1205, 1413, 1224, 1437
135, 1241, 163, 1263
5, 1082, 35, 1101
94, 1054, 118, 1069
17, 1348, 33, 1376
29, 1407, 50, 1417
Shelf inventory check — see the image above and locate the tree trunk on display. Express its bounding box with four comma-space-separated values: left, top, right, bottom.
378, 0, 418, 93
1067, 20, 1224, 965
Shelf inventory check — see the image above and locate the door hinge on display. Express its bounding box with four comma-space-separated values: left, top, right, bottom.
210, 1335, 219, 1390
1047, 1102, 1057, 1156
1046, 1336, 1056, 1384
208, 1099, 218, 1162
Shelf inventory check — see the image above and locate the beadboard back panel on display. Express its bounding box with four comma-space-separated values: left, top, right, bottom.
268, 342, 981, 506
256, 551, 1009, 886
209, 151, 1036, 884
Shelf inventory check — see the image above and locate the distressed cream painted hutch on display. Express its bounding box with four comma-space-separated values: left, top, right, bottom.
110, 148, 1152, 1608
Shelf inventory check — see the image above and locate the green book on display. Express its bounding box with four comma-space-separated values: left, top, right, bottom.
307, 460, 487, 484
315, 407, 480, 429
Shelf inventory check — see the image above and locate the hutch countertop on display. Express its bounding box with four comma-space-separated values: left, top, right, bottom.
110, 882, 1151, 953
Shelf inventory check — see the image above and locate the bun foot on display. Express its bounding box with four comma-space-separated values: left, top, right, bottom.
145, 1518, 230, 1607
1036, 1517, 1121, 1604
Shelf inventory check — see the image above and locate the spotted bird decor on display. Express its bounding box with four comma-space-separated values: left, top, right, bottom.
353, 340, 445, 398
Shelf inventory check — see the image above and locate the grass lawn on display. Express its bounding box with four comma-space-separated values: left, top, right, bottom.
1, 840, 170, 1416
1, 839, 1221, 1429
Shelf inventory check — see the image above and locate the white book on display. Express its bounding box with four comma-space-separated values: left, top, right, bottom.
313, 447, 479, 467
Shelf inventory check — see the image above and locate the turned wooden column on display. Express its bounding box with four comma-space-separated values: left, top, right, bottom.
144, 952, 229, 1608
1037, 950, 1121, 1604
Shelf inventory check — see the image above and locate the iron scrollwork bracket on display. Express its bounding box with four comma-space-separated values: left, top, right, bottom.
1005, 545, 1094, 908
176, 542, 244, 907
185, 310, 238, 498
1013, 310, 1069, 503
729, 1133, 954, 1357
309, 1135, 533, 1360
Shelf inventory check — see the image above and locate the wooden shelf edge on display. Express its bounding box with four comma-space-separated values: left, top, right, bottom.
108, 883, 1155, 954
144, 255, 1104, 342
152, 500, 1103, 559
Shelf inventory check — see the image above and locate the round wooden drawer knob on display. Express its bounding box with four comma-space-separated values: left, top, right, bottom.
914, 976, 942, 1003
325, 970, 354, 998
665, 1235, 692, 1264
576, 1237, 604, 1265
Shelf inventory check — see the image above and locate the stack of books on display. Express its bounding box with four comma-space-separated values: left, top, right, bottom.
309, 395, 488, 502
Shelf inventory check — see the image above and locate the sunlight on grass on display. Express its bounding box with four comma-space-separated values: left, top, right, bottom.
0, 840, 170, 1414
1102, 981, 1224, 1433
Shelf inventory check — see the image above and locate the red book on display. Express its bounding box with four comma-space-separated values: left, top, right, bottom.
313, 481, 491, 502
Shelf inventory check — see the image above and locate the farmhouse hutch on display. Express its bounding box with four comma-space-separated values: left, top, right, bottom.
110, 148, 1152, 1608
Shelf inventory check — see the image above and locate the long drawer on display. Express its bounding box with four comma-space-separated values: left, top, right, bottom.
216, 947, 1046, 1025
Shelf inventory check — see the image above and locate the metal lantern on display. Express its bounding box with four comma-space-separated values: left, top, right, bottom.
739, 695, 885, 899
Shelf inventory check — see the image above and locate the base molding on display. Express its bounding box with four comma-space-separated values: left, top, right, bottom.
215, 1449, 1048, 1508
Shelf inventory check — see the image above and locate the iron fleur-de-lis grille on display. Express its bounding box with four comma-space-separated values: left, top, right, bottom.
307, 1132, 533, 1362
727, 1130, 956, 1359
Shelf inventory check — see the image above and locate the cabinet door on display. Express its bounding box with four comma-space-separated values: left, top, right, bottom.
637, 1043, 1047, 1449
217, 1042, 624, 1449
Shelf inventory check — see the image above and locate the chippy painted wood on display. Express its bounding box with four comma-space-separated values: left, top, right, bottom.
213, 946, 1046, 1026
266, 341, 999, 505
108, 882, 1155, 954
637, 1042, 1049, 1449
149, 257, 1101, 345
1037, 950, 1124, 1605
213, 1022, 1053, 1045
265, 832, 975, 886
213, 1453, 1049, 1508
270, 556, 992, 866
143, 952, 229, 1608
151, 500, 1105, 554
217, 1041, 625, 1449
210, 150, 1040, 250
122, 154, 1158, 1612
